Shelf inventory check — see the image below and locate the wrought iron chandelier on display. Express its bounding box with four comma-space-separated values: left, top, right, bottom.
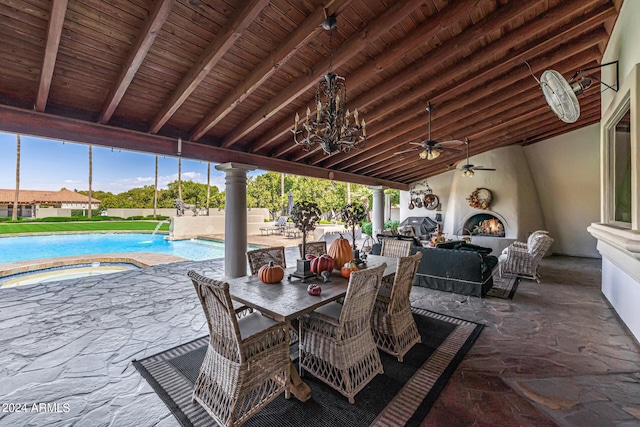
292, 15, 366, 155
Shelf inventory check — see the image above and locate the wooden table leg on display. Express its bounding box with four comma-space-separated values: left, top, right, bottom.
289, 362, 311, 402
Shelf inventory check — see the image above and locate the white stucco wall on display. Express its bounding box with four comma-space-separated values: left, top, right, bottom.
592, 0, 640, 343
399, 170, 455, 224
401, 138, 601, 257
524, 124, 601, 258
601, 0, 640, 114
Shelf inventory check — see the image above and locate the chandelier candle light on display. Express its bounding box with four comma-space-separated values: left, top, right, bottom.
292, 15, 366, 155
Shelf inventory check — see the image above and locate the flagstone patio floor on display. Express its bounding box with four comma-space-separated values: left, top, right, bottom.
0, 249, 639, 426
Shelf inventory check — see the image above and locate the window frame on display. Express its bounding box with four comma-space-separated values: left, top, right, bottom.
601, 64, 638, 231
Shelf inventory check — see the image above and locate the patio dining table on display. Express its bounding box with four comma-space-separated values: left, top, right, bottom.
226, 255, 397, 322
224, 255, 398, 401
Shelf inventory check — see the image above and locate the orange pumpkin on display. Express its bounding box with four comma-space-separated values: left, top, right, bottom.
310, 254, 334, 274
340, 261, 359, 278
258, 261, 284, 284
328, 236, 353, 270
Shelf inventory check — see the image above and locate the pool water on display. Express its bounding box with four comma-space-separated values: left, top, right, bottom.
0, 233, 243, 263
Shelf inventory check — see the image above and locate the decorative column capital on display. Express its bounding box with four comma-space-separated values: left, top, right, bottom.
368, 185, 388, 192
214, 162, 256, 174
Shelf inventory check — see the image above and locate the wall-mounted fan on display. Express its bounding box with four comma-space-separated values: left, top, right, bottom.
395, 102, 463, 160
529, 61, 619, 124
458, 139, 495, 177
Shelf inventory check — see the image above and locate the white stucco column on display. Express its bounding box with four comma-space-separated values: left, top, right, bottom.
370, 186, 387, 237
215, 163, 256, 278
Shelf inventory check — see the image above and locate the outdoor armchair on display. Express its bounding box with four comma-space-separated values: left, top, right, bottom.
188, 271, 290, 427
499, 234, 553, 282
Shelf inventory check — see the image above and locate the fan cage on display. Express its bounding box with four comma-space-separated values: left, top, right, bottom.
540, 70, 580, 123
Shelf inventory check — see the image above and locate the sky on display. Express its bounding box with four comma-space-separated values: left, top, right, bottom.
0, 131, 264, 194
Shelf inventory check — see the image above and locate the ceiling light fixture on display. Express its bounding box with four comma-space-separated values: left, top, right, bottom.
292, 15, 366, 155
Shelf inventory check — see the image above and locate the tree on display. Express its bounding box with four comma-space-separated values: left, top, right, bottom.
247, 171, 286, 219
12, 134, 20, 221
153, 155, 158, 217
88, 145, 93, 218
177, 158, 182, 199
385, 189, 400, 206
339, 202, 367, 249
206, 162, 211, 214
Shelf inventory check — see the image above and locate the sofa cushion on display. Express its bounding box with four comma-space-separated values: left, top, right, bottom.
437, 241, 492, 255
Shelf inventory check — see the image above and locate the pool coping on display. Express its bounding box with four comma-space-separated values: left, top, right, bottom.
0, 252, 187, 278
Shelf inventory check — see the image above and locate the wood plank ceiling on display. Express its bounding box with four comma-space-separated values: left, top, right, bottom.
0, 0, 622, 190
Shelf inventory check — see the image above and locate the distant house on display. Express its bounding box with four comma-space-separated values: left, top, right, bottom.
0, 189, 101, 218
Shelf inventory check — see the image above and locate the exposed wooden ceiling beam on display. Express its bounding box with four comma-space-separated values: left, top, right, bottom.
35, 0, 68, 112
149, 0, 269, 134
341, 41, 604, 175
395, 104, 601, 183
276, 0, 553, 162
367, 83, 600, 180
0, 104, 406, 190
98, 0, 174, 124
361, 58, 601, 179
299, 0, 612, 167
387, 99, 601, 182
189, 0, 354, 142
393, 106, 601, 182
219, 0, 428, 148
249, 0, 480, 154
311, 2, 614, 169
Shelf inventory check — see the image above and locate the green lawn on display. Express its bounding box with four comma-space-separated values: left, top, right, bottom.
0, 221, 171, 235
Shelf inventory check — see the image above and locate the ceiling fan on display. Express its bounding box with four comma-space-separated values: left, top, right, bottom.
458, 139, 496, 177
395, 102, 463, 160
528, 61, 619, 124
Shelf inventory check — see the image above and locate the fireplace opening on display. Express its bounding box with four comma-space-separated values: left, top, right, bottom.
463, 214, 505, 237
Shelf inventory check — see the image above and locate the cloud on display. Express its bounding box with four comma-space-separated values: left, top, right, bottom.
90, 170, 227, 193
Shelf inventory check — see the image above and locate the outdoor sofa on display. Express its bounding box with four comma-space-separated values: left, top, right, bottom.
370, 238, 498, 298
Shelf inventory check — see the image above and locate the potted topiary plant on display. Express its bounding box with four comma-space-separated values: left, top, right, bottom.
339, 202, 368, 261
290, 201, 322, 281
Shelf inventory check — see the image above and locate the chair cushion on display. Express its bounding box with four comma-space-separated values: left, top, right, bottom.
311, 301, 343, 321
237, 312, 283, 340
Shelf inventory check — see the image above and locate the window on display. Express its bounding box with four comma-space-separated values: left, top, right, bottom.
609, 107, 631, 225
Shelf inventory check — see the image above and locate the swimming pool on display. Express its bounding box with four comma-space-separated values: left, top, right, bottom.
0, 233, 245, 263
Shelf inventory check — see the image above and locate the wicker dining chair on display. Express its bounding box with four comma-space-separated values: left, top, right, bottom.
298, 241, 327, 258
380, 239, 413, 258
246, 246, 286, 275
371, 252, 422, 362
188, 271, 290, 427
298, 263, 386, 404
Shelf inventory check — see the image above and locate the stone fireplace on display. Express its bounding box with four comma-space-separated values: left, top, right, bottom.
463, 213, 505, 237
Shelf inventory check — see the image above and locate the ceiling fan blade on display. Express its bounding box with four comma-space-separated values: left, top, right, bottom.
438, 146, 461, 153
472, 166, 496, 171
409, 141, 424, 146
394, 147, 418, 154
437, 139, 464, 147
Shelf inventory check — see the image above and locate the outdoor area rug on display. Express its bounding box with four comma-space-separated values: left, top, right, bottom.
487, 274, 520, 299
133, 308, 483, 427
